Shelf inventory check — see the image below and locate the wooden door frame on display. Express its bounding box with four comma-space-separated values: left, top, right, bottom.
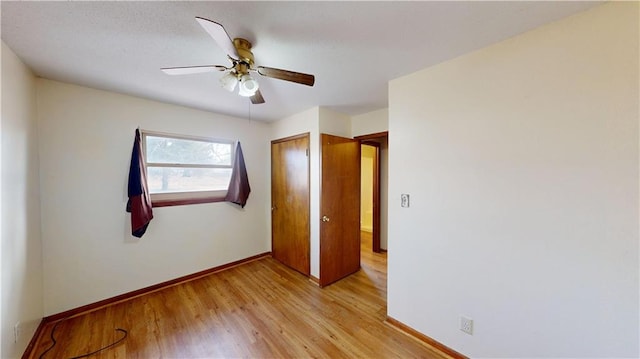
354, 131, 388, 253
271, 132, 310, 144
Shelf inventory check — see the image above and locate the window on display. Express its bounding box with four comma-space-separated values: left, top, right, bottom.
142, 131, 234, 206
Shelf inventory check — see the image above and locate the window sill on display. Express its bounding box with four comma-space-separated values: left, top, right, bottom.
152, 195, 227, 207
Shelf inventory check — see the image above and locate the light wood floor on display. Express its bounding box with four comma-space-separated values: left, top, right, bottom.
30, 232, 448, 358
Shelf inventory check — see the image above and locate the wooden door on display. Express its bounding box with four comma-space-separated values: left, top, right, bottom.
271, 134, 310, 276
319, 133, 361, 286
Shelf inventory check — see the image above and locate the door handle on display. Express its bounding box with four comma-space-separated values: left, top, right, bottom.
322, 215, 330, 222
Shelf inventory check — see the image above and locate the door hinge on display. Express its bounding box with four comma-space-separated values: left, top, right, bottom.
306, 148, 309, 157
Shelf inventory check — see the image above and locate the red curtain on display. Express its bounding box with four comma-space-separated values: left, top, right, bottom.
225, 142, 251, 208
126, 129, 153, 237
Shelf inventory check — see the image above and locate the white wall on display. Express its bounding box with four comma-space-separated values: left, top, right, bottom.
352, 108, 388, 137
1, 42, 44, 358
360, 145, 375, 232
388, 3, 639, 358
319, 107, 351, 138
37, 79, 271, 315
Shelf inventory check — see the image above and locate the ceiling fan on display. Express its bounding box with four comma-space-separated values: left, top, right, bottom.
161, 17, 315, 104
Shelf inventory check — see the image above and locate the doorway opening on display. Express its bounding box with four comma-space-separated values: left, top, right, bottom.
356, 132, 388, 256
356, 132, 388, 294
360, 143, 378, 250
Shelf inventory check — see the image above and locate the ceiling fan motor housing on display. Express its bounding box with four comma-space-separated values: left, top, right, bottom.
233, 38, 255, 69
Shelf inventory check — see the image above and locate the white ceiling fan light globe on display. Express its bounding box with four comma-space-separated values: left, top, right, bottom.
238, 74, 259, 97
243, 77, 259, 92
219, 72, 238, 92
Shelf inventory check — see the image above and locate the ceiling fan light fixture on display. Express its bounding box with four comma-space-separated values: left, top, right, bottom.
238, 74, 259, 97
219, 72, 238, 92
162, 18, 316, 104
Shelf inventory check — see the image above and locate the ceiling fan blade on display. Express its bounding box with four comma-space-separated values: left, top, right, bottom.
161, 65, 227, 75
256, 66, 315, 87
195, 17, 239, 59
250, 89, 265, 104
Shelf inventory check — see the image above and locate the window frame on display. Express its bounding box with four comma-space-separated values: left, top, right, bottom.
141, 130, 235, 207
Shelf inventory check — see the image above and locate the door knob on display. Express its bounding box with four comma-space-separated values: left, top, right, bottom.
322, 215, 330, 222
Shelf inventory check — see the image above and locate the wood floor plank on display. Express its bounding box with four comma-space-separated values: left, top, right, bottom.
30, 233, 449, 358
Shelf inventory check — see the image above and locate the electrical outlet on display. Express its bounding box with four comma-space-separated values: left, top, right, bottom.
14, 322, 21, 343
460, 316, 473, 335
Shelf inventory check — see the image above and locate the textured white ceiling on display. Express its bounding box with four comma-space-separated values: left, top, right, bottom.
1, 1, 600, 122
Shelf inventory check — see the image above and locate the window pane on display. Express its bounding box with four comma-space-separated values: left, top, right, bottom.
147, 167, 232, 193
146, 136, 232, 166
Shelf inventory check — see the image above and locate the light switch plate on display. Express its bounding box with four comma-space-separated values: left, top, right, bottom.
460, 316, 473, 335
401, 194, 410, 208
